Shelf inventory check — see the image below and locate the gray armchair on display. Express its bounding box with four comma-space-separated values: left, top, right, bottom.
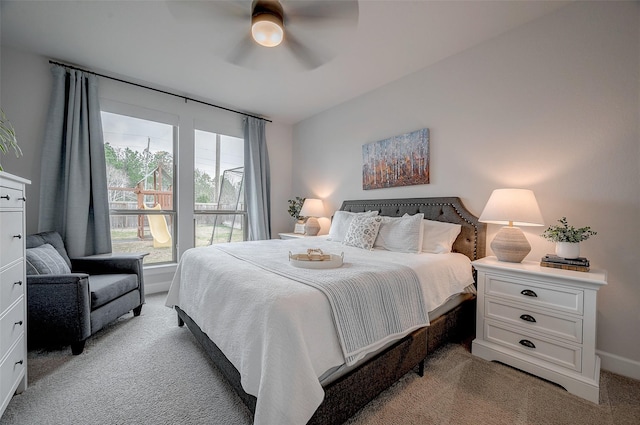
26, 231, 145, 354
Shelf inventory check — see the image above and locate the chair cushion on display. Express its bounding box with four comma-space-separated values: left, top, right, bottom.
26, 231, 72, 269
26, 244, 72, 275
89, 274, 139, 310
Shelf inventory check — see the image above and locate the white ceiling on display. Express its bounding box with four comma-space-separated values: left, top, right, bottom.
1, 1, 568, 124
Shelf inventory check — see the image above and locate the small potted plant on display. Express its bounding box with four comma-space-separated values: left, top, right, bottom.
541, 217, 597, 259
0, 109, 22, 172
287, 196, 306, 233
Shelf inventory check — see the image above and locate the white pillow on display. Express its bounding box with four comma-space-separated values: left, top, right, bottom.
328, 210, 379, 242
422, 219, 462, 254
342, 215, 383, 250
373, 213, 424, 253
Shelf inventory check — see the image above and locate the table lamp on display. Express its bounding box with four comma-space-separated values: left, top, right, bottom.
479, 188, 544, 263
299, 198, 325, 236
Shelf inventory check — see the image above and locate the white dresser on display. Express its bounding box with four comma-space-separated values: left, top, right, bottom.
0, 172, 30, 416
471, 256, 607, 403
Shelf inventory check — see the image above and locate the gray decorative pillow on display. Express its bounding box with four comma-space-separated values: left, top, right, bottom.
342, 215, 383, 250
26, 243, 72, 275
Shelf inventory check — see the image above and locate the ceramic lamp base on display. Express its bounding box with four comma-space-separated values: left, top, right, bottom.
491, 226, 531, 263
304, 217, 321, 236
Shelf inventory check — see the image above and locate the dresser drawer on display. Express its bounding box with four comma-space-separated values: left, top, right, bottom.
485, 274, 584, 315
0, 335, 25, 408
0, 301, 25, 361
0, 212, 24, 266
0, 186, 25, 210
0, 262, 25, 313
485, 321, 582, 372
485, 298, 583, 343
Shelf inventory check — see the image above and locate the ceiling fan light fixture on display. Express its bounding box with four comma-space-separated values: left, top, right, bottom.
251, 14, 283, 47
251, 0, 284, 48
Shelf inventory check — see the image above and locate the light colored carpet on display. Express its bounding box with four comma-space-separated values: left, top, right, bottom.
1, 293, 638, 425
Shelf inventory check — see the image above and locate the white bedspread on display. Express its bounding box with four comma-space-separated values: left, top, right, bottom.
215, 240, 428, 366
165, 237, 473, 425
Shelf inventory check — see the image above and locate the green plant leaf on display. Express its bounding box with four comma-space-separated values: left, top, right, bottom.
540, 217, 597, 242
0, 108, 22, 171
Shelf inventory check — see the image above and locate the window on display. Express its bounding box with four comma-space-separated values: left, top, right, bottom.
101, 111, 176, 264
194, 129, 245, 247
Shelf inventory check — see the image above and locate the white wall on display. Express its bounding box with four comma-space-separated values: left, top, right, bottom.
293, 1, 640, 376
267, 120, 294, 235
0, 47, 50, 223
0, 46, 294, 291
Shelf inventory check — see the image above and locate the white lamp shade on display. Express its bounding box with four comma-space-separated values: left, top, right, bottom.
299, 198, 325, 218
479, 189, 544, 227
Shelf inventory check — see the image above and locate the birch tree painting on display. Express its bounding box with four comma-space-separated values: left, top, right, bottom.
362, 128, 430, 190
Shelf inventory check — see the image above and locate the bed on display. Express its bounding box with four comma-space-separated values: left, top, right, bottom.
166, 197, 486, 425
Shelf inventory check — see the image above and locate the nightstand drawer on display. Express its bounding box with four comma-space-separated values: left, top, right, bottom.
485, 321, 582, 372
485, 274, 584, 315
0, 261, 25, 313
485, 298, 583, 343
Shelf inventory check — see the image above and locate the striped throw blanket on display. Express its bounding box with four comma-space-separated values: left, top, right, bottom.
215, 241, 428, 365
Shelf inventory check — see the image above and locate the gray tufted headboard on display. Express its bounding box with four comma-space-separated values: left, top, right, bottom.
338, 197, 486, 261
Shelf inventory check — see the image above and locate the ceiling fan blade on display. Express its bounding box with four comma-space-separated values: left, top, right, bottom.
285, 0, 358, 24
226, 33, 256, 67
285, 31, 325, 70
165, 0, 249, 22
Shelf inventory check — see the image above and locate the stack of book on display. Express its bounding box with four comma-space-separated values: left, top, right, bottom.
540, 254, 590, 272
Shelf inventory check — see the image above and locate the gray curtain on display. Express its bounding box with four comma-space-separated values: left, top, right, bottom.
243, 116, 271, 240
38, 65, 111, 257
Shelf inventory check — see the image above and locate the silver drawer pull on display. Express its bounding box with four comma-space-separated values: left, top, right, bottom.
15, 360, 23, 366
521, 289, 538, 298
14, 321, 23, 326
1, 194, 10, 200
519, 339, 536, 349
12, 234, 22, 239
520, 314, 537, 323
14, 280, 22, 286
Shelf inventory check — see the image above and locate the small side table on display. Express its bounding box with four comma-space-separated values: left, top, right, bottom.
278, 232, 307, 240
472, 256, 607, 403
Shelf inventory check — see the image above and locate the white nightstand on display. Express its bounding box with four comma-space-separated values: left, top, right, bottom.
278, 232, 307, 240
471, 256, 607, 403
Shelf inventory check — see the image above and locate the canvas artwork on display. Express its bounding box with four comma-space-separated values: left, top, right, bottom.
362, 128, 430, 190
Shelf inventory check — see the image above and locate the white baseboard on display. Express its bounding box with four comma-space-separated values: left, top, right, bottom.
143, 263, 175, 295
597, 349, 640, 381
145, 281, 171, 295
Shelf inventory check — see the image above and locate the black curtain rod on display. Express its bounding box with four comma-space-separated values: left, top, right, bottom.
48, 60, 272, 123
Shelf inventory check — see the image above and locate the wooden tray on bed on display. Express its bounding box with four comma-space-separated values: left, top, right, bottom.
289, 250, 344, 269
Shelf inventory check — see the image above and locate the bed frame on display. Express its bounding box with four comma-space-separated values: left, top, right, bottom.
175, 196, 486, 425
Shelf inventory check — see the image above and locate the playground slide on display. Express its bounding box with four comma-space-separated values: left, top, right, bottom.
143, 204, 172, 248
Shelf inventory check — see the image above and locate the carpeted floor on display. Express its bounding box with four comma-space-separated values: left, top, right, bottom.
1, 293, 638, 425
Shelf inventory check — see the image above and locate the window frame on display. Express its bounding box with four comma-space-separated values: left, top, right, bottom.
100, 100, 179, 265
193, 127, 247, 247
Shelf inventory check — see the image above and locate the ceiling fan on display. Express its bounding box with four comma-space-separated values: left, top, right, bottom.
168, 0, 359, 70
